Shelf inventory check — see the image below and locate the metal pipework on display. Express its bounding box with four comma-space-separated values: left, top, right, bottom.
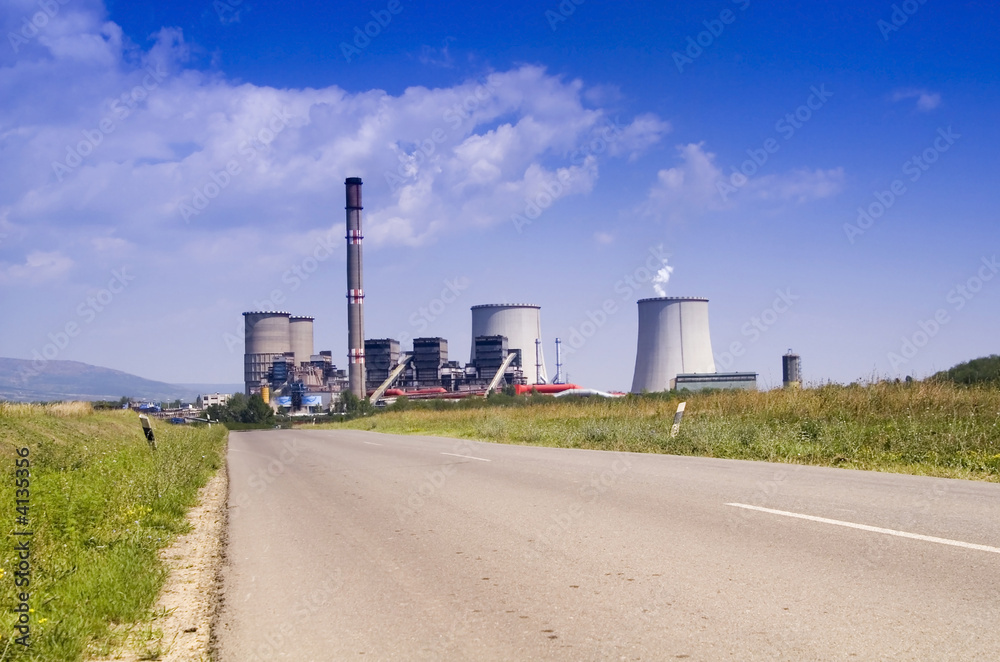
345, 177, 366, 399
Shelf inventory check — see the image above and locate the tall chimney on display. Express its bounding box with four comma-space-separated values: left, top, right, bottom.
345, 177, 366, 399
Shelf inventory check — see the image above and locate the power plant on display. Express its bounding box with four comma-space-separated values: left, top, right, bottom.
240, 177, 786, 411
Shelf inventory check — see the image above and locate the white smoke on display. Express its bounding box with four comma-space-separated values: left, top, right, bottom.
652, 258, 673, 297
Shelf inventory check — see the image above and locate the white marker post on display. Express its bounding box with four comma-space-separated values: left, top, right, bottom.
670, 401, 686, 438
139, 414, 157, 450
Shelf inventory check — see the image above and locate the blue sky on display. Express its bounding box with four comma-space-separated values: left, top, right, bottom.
1, 0, 998, 390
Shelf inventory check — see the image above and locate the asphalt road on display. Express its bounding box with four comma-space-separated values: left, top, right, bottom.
217, 429, 1000, 661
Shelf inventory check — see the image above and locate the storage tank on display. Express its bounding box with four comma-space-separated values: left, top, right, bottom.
782, 350, 801, 388
243, 311, 291, 394
289, 316, 315, 368
630, 297, 715, 393
471, 304, 547, 384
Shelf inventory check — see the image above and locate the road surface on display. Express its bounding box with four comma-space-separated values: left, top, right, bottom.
217, 429, 1000, 660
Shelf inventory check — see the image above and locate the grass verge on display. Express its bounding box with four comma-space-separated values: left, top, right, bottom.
0, 402, 227, 661
337, 381, 1000, 481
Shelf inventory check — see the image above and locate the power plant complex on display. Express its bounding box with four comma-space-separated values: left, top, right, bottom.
242, 178, 784, 411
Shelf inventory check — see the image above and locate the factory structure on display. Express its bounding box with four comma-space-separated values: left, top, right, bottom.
630, 297, 757, 393
239, 178, 797, 411
242, 303, 562, 410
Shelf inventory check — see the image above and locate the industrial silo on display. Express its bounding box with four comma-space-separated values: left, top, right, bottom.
243, 311, 291, 394
289, 316, 315, 368
630, 297, 715, 393
782, 350, 802, 388
471, 304, 548, 384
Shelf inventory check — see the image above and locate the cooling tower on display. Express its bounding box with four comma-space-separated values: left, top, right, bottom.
471, 304, 547, 384
345, 177, 366, 399
630, 297, 715, 393
243, 311, 291, 394
289, 316, 315, 368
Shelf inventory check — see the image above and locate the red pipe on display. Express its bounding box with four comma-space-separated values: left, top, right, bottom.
376, 387, 448, 397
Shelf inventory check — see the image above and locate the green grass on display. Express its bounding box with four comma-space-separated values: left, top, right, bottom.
336, 382, 1000, 481
0, 402, 227, 661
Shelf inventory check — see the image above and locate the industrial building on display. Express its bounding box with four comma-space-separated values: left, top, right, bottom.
471, 304, 548, 385
631, 297, 717, 392
674, 373, 757, 391
240, 178, 770, 410
783, 350, 802, 388
242, 310, 348, 409
630, 297, 756, 393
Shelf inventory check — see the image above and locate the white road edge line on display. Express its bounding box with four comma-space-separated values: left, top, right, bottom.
441, 452, 491, 462
726, 503, 1000, 555
363, 442, 382, 446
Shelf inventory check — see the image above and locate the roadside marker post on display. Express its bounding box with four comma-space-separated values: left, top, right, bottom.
670, 401, 686, 438
139, 414, 157, 450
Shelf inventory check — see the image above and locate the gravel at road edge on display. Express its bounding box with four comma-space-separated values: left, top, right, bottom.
90, 459, 228, 662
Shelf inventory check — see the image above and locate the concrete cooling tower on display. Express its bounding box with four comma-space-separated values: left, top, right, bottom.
630, 297, 715, 393
471, 304, 548, 385
289, 316, 315, 368
243, 311, 291, 394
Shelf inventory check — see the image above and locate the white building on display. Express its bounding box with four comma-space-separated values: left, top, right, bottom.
201, 393, 232, 408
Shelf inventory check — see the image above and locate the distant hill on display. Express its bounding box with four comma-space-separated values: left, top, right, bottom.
0, 358, 241, 403
930, 355, 1000, 386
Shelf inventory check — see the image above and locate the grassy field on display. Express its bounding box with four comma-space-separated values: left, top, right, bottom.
338, 381, 1000, 481
0, 402, 227, 661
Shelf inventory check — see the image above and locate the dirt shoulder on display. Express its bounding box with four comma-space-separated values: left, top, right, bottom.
91, 460, 228, 661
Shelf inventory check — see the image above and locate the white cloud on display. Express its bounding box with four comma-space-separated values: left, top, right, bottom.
594, 231, 614, 244
2, 250, 73, 283
891, 88, 942, 112
640, 143, 844, 219
0, 8, 670, 266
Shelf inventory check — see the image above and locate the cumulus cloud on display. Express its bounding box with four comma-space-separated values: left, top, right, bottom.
639, 143, 844, 219
0, 5, 672, 279
892, 88, 942, 112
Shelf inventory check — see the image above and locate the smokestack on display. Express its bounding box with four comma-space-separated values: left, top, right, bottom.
554, 337, 563, 384
345, 177, 366, 399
